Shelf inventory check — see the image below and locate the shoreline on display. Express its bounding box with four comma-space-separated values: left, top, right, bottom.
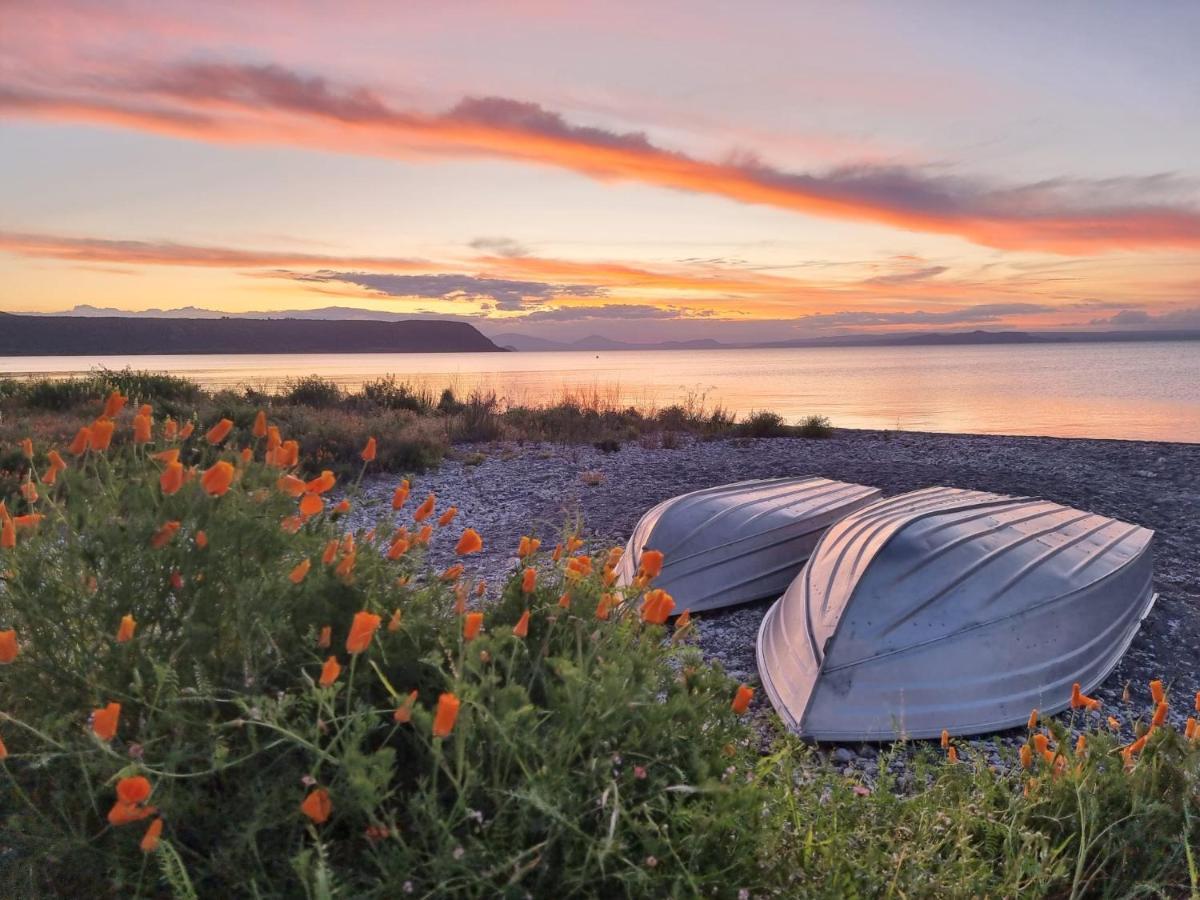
348, 427, 1200, 765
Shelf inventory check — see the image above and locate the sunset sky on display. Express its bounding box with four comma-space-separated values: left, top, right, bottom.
2, 1, 1199, 342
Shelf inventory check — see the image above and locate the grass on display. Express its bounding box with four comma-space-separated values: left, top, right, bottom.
1, 394, 1198, 897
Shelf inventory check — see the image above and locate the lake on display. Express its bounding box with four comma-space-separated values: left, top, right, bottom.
1, 341, 1197, 443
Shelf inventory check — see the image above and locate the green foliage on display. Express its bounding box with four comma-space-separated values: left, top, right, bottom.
282, 376, 343, 408
796, 414, 834, 439
737, 410, 787, 438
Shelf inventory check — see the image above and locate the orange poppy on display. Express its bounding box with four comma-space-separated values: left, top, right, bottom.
90, 418, 115, 452
68, 426, 91, 456
206, 418, 234, 445
940, 729, 950, 749
731, 684, 754, 715
178, 421, 196, 440
0, 629, 18, 664
346, 611, 382, 654
387, 536, 410, 560
557, 592, 571, 609
266, 425, 281, 450
1019, 744, 1033, 769
1187, 718, 1198, 740
387, 608, 402, 632
361, 437, 377, 462
432, 692, 461, 737
455, 528, 482, 555
521, 567, 537, 593
318, 656, 341, 687
393, 689, 419, 723
163, 418, 178, 441
335, 552, 357, 581
947, 746, 959, 764
152, 448, 180, 465
322, 539, 339, 565
0, 519, 14, 550
638, 550, 664, 579
20, 438, 33, 459
150, 521, 181, 549
19, 481, 37, 504
595, 593, 615, 621
133, 414, 152, 445
290, 559, 312, 584
517, 536, 541, 558
140, 818, 163, 852
301, 788, 332, 824
392, 479, 411, 509
318, 626, 331, 648
306, 471, 336, 494
674, 609, 692, 633
551, 543, 563, 562
108, 801, 158, 826
1150, 679, 1165, 705
200, 461, 235, 496
0, 734, 7, 760
47, 449, 67, 472
1107, 716, 1120, 730
334, 500, 351, 515
1027, 709, 1038, 730
1074, 734, 1087, 756
416, 524, 433, 545
160, 461, 185, 496
299, 493, 324, 518
437, 506, 458, 527
413, 494, 436, 522
566, 536, 585, 553
252, 410, 268, 438
116, 614, 136, 643
640, 589, 675, 625
1152, 701, 1168, 728
13, 514, 43, 532
102, 390, 126, 419
280, 515, 303, 534
240, 447, 253, 464
117, 775, 152, 804
91, 702, 121, 741
565, 556, 592, 580
463, 612, 483, 641
512, 610, 530, 638
441, 563, 464, 582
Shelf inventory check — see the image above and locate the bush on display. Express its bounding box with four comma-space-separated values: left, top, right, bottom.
282, 376, 343, 408
356, 377, 435, 413
797, 414, 834, 439
737, 411, 787, 438
0, 397, 767, 897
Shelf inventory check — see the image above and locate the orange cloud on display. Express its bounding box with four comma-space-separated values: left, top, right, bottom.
4, 62, 1200, 254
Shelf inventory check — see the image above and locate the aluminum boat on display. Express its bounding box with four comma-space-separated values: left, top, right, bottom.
617, 477, 881, 613
757, 486, 1156, 741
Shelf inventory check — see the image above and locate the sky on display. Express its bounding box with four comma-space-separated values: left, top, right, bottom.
2, 0, 1199, 343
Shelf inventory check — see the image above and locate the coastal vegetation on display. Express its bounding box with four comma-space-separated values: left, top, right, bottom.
1, 395, 1198, 897
0, 371, 832, 496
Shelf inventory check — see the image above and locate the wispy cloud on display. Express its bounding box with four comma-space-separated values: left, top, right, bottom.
5, 61, 1200, 253
282, 270, 603, 310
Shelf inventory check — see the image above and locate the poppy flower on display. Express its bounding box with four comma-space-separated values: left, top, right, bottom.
512, 610, 530, 638
194, 531, 208, 549
392, 480, 411, 510
387, 608, 402, 632
1019, 744, 1033, 769
361, 437, 377, 462
163, 418, 179, 441
306, 471, 336, 494
335, 553, 357, 581
240, 447, 253, 464
150, 521, 181, 549
731, 684, 754, 715
290, 559, 311, 584
1070, 683, 1085, 709
117, 775, 152, 804
91, 702, 121, 741
441, 563, 463, 582
463, 612, 483, 641
116, 614, 136, 643
1027, 709, 1038, 730
178, 421, 196, 440
1032, 733, 1049, 754
90, 419, 115, 452
637, 550, 664, 580
299, 493, 324, 518
140, 818, 163, 852
1107, 716, 1120, 731
301, 788, 332, 824
565, 556, 592, 580
640, 589, 675, 625
20, 438, 33, 459
566, 536, 585, 553
517, 536, 541, 558
321, 540, 339, 565
558, 592, 571, 609
521, 567, 537, 593
1150, 679, 1165, 705
1074, 734, 1087, 756
102, 390, 126, 419
437, 506, 458, 527
206, 418, 234, 445
47, 449, 67, 471
432, 693, 460, 737
416, 525, 433, 545
170, 571, 183, 590
0, 735, 7, 760
317, 626, 331, 648
1186, 718, 1198, 740
200, 461, 235, 496
393, 689, 418, 723
602, 566, 617, 587
455, 528, 482, 555
67, 427, 92, 456
252, 410, 268, 438
413, 494, 436, 523
133, 414, 152, 445
940, 729, 950, 750
0, 629, 18, 664
595, 593, 615, 621
19, 481, 37, 504
318, 656, 341, 687
0, 519, 14, 550
947, 746, 959, 764
340, 533, 355, 556
551, 543, 563, 562
346, 611, 382, 654
1152, 701, 1168, 728
475, 580, 486, 597
13, 514, 43, 532
334, 500, 351, 515
266, 425, 281, 450
387, 536, 410, 560
160, 461, 185, 496
152, 448, 180, 465
674, 609, 692, 633
108, 801, 158, 826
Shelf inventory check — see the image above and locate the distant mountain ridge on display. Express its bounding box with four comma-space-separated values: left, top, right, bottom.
0, 314, 503, 356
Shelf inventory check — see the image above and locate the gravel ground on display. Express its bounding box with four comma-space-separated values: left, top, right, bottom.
347, 429, 1200, 776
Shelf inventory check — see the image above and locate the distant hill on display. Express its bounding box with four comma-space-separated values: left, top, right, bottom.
0, 314, 503, 356
491, 332, 726, 352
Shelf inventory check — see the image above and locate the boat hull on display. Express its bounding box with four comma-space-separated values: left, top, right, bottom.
757, 487, 1156, 741
617, 477, 881, 613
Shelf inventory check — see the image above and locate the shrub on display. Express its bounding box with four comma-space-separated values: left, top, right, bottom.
282, 375, 343, 408
797, 414, 834, 439
737, 410, 787, 438
0, 397, 765, 896
356, 377, 435, 413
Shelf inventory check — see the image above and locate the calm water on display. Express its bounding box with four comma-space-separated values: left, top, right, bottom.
1, 342, 1197, 443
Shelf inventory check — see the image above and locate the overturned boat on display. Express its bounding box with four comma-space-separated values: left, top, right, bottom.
757, 487, 1156, 741
617, 477, 882, 613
